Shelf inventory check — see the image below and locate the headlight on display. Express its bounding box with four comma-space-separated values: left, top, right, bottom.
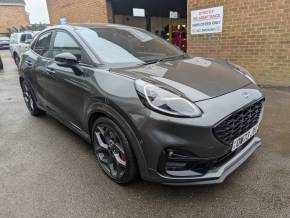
135, 80, 202, 118
230, 63, 256, 85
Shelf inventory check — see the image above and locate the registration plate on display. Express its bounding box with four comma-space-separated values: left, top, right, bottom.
232, 124, 259, 151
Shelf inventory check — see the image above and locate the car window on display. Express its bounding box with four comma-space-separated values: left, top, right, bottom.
26, 34, 32, 40
52, 31, 82, 60
33, 31, 52, 58
20, 34, 33, 43
77, 27, 184, 65
20, 34, 26, 43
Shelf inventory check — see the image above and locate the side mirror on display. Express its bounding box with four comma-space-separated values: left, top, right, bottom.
55, 52, 78, 67
54, 52, 83, 75
25, 39, 32, 44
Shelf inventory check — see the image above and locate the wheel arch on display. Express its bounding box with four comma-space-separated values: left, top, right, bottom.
13, 51, 19, 58
86, 99, 148, 176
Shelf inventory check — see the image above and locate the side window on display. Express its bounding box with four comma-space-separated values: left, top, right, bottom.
20, 34, 26, 43
33, 32, 52, 58
52, 31, 82, 60
26, 34, 32, 40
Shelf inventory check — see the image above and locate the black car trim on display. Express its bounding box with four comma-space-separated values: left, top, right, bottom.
212, 97, 265, 147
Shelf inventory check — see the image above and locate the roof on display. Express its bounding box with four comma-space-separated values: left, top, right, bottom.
0, 0, 25, 5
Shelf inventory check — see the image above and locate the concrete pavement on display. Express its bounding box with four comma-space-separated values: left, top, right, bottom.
0, 50, 290, 218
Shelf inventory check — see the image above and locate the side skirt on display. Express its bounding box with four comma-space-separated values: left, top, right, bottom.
44, 106, 91, 144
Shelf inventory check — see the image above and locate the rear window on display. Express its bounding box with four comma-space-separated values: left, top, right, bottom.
20, 34, 33, 43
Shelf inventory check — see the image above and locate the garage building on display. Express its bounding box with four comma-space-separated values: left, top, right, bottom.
0, 0, 29, 34
46, 0, 290, 86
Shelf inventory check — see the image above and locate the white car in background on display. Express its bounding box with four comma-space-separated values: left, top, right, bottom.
10, 32, 33, 68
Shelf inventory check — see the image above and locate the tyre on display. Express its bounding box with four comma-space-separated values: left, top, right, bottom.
92, 117, 138, 184
14, 53, 20, 68
20, 80, 45, 116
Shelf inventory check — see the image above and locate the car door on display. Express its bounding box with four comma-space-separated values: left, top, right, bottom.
45, 30, 93, 130
30, 30, 56, 111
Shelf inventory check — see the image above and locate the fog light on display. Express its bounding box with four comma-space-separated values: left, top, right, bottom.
158, 148, 212, 177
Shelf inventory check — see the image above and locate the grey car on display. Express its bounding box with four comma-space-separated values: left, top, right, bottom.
19, 24, 264, 185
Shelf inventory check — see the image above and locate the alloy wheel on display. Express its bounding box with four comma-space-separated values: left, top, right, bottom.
22, 84, 34, 112
94, 124, 127, 179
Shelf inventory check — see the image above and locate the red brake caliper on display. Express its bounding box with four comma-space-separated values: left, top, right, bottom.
120, 145, 127, 161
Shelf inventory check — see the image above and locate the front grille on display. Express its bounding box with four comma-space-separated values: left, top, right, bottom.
213, 99, 264, 146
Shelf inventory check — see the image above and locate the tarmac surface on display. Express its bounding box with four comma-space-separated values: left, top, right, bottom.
0, 50, 290, 218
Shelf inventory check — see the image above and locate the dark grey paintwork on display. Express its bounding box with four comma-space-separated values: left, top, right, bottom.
18, 24, 264, 185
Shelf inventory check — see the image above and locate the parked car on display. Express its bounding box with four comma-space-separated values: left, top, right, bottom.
10, 32, 33, 67
19, 24, 264, 185
0, 55, 3, 70
0, 36, 10, 49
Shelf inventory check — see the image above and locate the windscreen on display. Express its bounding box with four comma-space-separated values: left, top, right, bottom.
76, 26, 184, 65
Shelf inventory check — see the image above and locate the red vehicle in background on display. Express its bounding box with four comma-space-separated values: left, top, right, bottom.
172, 31, 187, 52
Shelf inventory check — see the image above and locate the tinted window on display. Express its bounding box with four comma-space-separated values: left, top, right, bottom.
52, 31, 82, 60
20, 34, 26, 43
33, 32, 52, 57
20, 34, 32, 43
26, 34, 32, 40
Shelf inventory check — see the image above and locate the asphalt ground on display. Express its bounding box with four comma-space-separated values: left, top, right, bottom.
0, 50, 290, 218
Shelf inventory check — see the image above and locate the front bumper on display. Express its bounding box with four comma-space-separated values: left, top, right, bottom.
128, 84, 264, 185
160, 136, 261, 185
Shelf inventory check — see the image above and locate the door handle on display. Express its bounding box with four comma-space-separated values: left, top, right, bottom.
25, 60, 32, 66
46, 67, 55, 76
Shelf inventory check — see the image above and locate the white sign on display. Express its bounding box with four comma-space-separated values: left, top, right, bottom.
133, 8, 145, 17
60, 17, 67, 25
169, 11, 178, 19
191, 6, 224, 35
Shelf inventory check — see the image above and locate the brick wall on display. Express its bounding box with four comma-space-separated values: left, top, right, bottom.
0, 5, 29, 34
46, 0, 113, 25
187, 0, 290, 87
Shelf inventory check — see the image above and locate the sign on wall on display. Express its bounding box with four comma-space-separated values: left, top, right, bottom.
191, 6, 224, 35
169, 11, 179, 19
133, 8, 145, 17
59, 17, 67, 25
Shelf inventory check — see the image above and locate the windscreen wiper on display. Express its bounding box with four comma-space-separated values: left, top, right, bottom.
140, 54, 187, 66
159, 54, 187, 62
